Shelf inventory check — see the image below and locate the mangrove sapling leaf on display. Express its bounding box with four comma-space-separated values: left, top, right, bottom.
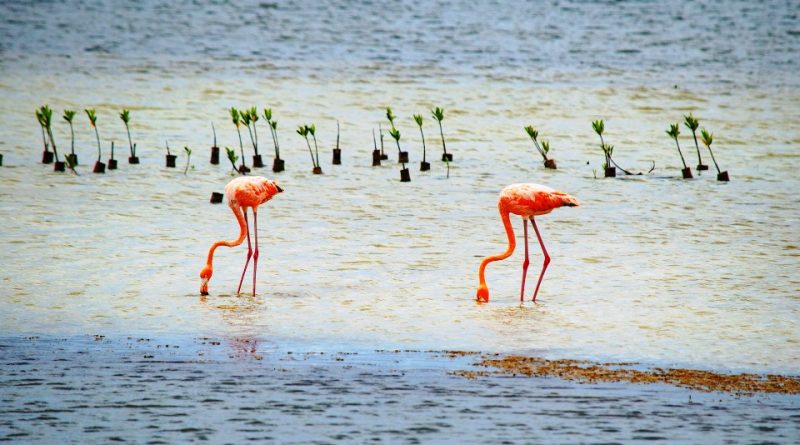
431, 106, 448, 158
414, 114, 427, 163
297, 125, 316, 168
63, 110, 76, 157
524, 125, 548, 161
225, 147, 240, 173
264, 108, 279, 159
667, 123, 688, 168
249, 107, 259, 156
85, 108, 102, 163
701, 128, 722, 173
389, 126, 408, 172
684, 113, 704, 169
230, 107, 247, 169
240, 108, 257, 160
386, 107, 396, 126
36, 109, 50, 154
120, 109, 135, 157
541, 140, 551, 156
271, 120, 281, 159
308, 123, 320, 168
184, 146, 192, 175
39, 105, 62, 163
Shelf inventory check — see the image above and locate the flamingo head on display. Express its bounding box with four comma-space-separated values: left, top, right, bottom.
200, 265, 213, 296
476, 284, 490, 303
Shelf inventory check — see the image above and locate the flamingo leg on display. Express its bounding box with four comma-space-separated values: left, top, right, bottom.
236, 209, 253, 295
530, 217, 550, 302
520, 218, 530, 302
252, 208, 259, 296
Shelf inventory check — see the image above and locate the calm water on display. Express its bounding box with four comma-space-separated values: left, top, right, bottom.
1, 0, 799, 377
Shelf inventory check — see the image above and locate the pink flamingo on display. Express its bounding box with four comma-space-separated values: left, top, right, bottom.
200, 176, 283, 296
476, 183, 579, 303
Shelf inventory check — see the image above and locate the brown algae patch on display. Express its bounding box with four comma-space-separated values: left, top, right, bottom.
454, 355, 800, 394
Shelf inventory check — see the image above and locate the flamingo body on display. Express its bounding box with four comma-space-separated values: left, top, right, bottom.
477, 183, 578, 303
200, 176, 282, 296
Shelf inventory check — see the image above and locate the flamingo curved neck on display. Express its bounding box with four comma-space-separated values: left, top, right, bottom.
478, 208, 516, 288
205, 202, 247, 268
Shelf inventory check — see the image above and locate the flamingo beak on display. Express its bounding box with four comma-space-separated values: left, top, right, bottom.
276, 185, 284, 193
200, 278, 209, 296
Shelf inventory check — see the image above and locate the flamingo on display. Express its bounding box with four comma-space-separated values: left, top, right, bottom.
200, 176, 283, 296
476, 183, 579, 303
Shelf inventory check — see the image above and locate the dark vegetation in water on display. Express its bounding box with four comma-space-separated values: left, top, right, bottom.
26, 105, 730, 184
414, 114, 430, 172
525, 124, 557, 169
666, 123, 692, 179
332, 120, 342, 165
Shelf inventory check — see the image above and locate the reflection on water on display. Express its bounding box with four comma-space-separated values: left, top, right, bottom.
0, 0, 799, 374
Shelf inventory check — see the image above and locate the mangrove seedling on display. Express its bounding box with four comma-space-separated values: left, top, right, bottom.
541, 140, 555, 169
701, 128, 729, 182
270, 119, 284, 172
414, 114, 430, 171
230, 107, 249, 173
210, 122, 220, 164
184, 146, 192, 175
667, 123, 692, 179
37, 107, 52, 164
37, 105, 65, 172
242, 107, 263, 167
120, 109, 138, 164
332, 120, 342, 165
684, 113, 707, 171
297, 125, 320, 174
386, 107, 396, 127
165, 141, 177, 168
592, 119, 634, 177
263, 108, 283, 172
390, 126, 410, 182
85, 109, 105, 173
63, 109, 78, 166
379, 123, 388, 160
225, 147, 239, 173
308, 123, 322, 174
108, 141, 118, 170
371, 128, 381, 166
432, 107, 452, 162
524, 125, 557, 169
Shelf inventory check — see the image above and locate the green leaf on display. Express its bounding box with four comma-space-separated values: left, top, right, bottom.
666, 123, 680, 139
120, 109, 130, 124
184, 146, 192, 156
263, 108, 273, 122
683, 112, 699, 131
389, 127, 400, 141
700, 128, 713, 147
541, 140, 550, 154
229, 107, 240, 126
308, 123, 316, 136
592, 119, 604, 136
524, 125, 538, 140
85, 108, 97, 126
431, 107, 444, 122
413, 114, 423, 127
63, 109, 76, 123
386, 107, 395, 124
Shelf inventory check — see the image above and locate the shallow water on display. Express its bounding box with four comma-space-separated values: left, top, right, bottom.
1, 0, 799, 376
2, 335, 799, 444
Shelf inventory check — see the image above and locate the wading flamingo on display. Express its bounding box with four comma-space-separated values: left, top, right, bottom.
476, 183, 579, 303
200, 176, 283, 296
